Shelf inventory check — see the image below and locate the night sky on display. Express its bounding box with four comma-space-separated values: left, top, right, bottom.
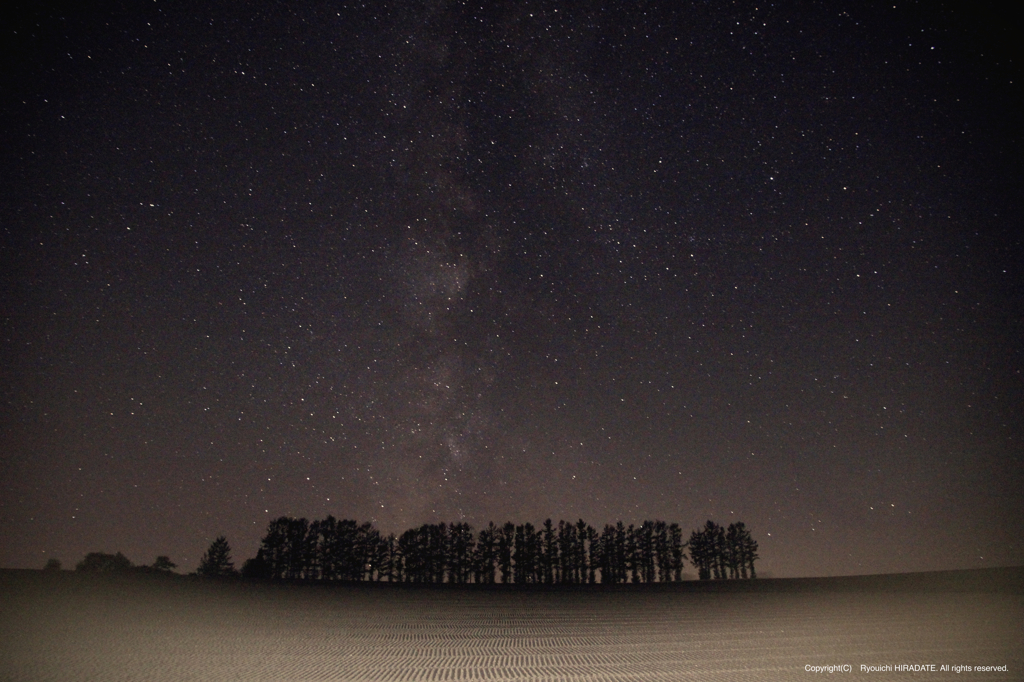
2, 1, 1021, 578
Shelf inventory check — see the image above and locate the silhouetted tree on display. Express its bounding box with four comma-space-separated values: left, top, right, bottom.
575, 519, 593, 583
582, 524, 595, 583
76, 552, 133, 572
514, 523, 540, 584
498, 522, 515, 583
597, 525, 614, 583
626, 524, 642, 583
557, 520, 575, 583
241, 549, 272, 579
652, 521, 669, 582
283, 517, 313, 580
151, 555, 177, 572
727, 522, 758, 579
688, 525, 712, 580
197, 536, 238, 577
448, 523, 474, 584
637, 520, 656, 583
686, 520, 755, 580
397, 527, 423, 582
614, 521, 628, 583
373, 533, 398, 581
43, 558, 62, 571
426, 523, 448, 583
541, 519, 556, 584
474, 522, 498, 583
309, 517, 331, 580
258, 517, 291, 579
710, 521, 727, 580
669, 523, 685, 581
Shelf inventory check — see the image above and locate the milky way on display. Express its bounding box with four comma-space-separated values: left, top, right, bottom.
1, 1, 1020, 577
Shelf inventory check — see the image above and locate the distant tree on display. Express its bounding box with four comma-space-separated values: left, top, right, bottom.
373, 533, 398, 582
284, 517, 313, 580
513, 523, 540, 584
626, 524, 641, 583
710, 522, 727, 580
448, 523, 475, 584
652, 521, 669, 582
474, 522, 497, 583
612, 523, 627, 584
541, 519, 556, 584
557, 521, 575, 583
76, 551, 133, 573
668, 523, 685, 581
688, 525, 712, 580
637, 520, 656, 583
397, 527, 421, 582
585, 524, 599, 583
597, 525, 614, 583
426, 523, 448, 583
258, 517, 291, 579
498, 522, 515, 583
728, 522, 758, 579
725, 523, 742, 579
43, 558, 62, 571
241, 549, 272, 579
151, 556, 177, 572
575, 519, 593, 584
197, 536, 238, 577
689, 520, 727, 580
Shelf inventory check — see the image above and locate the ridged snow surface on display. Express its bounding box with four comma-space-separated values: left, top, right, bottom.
2, 574, 1020, 681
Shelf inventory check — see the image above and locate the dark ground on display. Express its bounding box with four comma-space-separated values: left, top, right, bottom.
2, 567, 1021, 681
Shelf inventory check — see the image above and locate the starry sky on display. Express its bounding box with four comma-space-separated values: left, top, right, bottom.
2, 1, 1021, 578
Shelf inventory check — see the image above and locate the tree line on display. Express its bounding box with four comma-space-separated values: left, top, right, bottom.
234, 516, 757, 584
57, 518, 759, 583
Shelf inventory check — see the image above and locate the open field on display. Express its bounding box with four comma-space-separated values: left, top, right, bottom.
1, 568, 1021, 681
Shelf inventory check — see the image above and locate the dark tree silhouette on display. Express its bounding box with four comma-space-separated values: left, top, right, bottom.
76, 551, 133, 572
727, 522, 758, 578
43, 558, 62, 571
626, 524, 642, 583
284, 517, 313, 580
539, 519, 555, 584
514, 523, 540, 584
310, 517, 331, 579
258, 517, 290, 579
151, 555, 177, 572
241, 549, 272, 579
575, 519, 593, 584
669, 523, 685, 581
637, 520, 656, 583
652, 521, 669, 582
197, 536, 237, 577
687, 524, 712, 580
585, 524, 599, 583
448, 523, 474, 584
497, 522, 515, 583
687, 520, 756, 580
240, 515, 727, 585
426, 523, 448, 583
397, 527, 422, 582
557, 521, 574, 583
373, 533, 398, 581
473, 522, 497, 583
597, 524, 614, 583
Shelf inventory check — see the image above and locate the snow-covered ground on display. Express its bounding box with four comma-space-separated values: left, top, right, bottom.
1, 570, 1020, 681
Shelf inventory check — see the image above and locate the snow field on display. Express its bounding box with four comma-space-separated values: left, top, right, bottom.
1, 573, 1020, 681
